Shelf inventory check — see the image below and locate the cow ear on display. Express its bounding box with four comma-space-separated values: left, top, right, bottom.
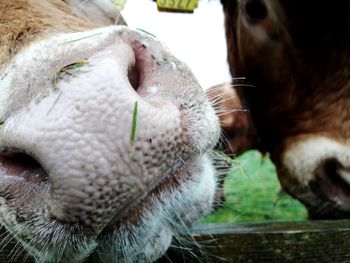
65, 0, 127, 26
206, 83, 259, 155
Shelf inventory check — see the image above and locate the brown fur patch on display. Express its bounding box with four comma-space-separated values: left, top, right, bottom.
0, 0, 97, 73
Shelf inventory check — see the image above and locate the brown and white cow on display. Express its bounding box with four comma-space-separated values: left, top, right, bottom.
220, 0, 350, 219
0, 0, 220, 262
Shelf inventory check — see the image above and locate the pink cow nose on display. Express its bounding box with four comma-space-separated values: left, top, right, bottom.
0, 27, 216, 235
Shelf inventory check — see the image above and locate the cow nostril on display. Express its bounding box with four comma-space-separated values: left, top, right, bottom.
316, 158, 343, 183
322, 159, 342, 178
128, 61, 140, 92
0, 151, 48, 184
244, 0, 268, 22
127, 41, 150, 93
314, 158, 350, 196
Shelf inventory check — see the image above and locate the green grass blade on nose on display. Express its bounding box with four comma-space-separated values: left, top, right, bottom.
131, 101, 138, 143
136, 28, 156, 38
59, 32, 103, 45
52, 61, 89, 86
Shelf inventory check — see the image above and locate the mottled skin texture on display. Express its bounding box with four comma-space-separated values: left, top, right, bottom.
220, 0, 350, 219
0, 0, 220, 262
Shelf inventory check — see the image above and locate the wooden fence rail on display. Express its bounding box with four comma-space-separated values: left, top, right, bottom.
157, 220, 350, 263
1, 220, 350, 262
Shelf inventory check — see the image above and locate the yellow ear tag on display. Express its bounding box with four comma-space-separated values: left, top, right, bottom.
156, 0, 198, 13
112, 0, 127, 11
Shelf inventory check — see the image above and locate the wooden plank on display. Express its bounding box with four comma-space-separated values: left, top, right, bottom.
1, 220, 350, 262
157, 220, 350, 263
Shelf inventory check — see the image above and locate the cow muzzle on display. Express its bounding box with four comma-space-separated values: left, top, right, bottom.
0, 26, 220, 235
282, 136, 350, 219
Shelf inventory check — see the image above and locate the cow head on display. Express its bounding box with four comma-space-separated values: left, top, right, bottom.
221, 0, 350, 219
0, 0, 220, 261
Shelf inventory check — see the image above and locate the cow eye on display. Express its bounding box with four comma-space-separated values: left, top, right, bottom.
244, 0, 268, 22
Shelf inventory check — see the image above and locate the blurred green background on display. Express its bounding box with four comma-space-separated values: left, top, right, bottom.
203, 150, 308, 224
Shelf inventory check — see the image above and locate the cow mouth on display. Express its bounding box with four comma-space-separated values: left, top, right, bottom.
0, 148, 201, 263
0, 145, 193, 227
101, 160, 191, 232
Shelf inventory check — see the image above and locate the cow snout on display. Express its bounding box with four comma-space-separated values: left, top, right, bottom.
282, 137, 350, 218
0, 27, 219, 235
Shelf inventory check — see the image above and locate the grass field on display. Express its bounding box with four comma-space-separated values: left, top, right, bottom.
203, 150, 308, 224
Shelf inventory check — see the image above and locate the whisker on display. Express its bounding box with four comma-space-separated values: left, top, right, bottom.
232, 76, 247, 81
230, 83, 256, 88
175, 153, 186, 165
215, 109, 248, 115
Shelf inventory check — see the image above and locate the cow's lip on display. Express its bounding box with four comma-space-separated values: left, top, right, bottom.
101, 158, 192, 233
0, 147, 193, 231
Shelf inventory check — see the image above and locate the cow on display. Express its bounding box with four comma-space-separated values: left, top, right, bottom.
219, 0, 350, 219
0, 0, 220, 262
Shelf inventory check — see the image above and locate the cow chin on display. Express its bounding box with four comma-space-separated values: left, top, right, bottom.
282, 136, 350, 219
